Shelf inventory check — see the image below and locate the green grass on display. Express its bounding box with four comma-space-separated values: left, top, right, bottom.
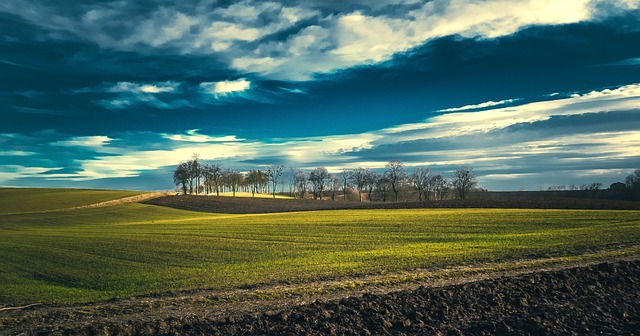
0, 188, 145, 214
1, 199, 639, 305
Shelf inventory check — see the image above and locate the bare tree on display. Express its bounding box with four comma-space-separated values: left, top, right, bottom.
337, 169, 351, 201
431, 174, 449, 200
293, 169, 308, 199
288, 167, 297, 197
451, 166, 478, 200
329, 174, 341, 201
224, 169, 243, 197
309, 167, 330, 200
385, 160, 406, 202
364, 171, 378, 202
267, 164, 284, 198
247, 170, 267, 197
376, 175, 391, 202
626, 169, 640, 200
350, 168, 368, 201
173, 162, 190, 194
190, 154, 201, 194
411, 167, 433, 201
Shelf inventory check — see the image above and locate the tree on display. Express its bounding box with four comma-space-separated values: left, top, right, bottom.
329, 174, 341, 201
267, 164, 284, 198
384, 160, 406, 202
187, 154, 202, 194
337, 169, 351, 201
293, 169, 308, 199
451, 166, 478, 200
364, 170, 378, 202
411, 167, 433, 201
224, 169, 243, 197
350, 168, 368, 201
431, 174, 449, 200
173, 162, 190, 194
625, 169, 640, 200
309, 167, 330, 200
247, 170, 267, 197
376, 175, 391, 202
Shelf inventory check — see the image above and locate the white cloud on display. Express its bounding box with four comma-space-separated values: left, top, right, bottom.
0, 150, 35, 156
380, 83, 640, 143
165, 129, 244, 143
0, 165, 53, 184
222, 0, 599, 80
438, 99, 520, 112
107, 81, 179, 94
200, 78, 251, 95
53, 135, 113, 149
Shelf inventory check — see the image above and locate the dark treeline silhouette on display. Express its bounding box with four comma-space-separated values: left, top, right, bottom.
173, 155, 479, 202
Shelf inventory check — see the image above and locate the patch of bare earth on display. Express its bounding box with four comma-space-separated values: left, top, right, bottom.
143, 194, 640, 214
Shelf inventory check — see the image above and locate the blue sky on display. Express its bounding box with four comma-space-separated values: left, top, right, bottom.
1, 0, 639, 191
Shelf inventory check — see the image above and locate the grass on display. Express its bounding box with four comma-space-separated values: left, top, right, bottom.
1, 193, 639, 305
0, 188, 145, 214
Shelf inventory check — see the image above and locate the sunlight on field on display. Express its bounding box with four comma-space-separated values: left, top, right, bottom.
1, 197, 639, 305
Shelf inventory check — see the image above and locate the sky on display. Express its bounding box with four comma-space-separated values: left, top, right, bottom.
1, 0, 639, 191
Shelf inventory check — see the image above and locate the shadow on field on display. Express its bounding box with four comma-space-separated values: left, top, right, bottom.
143, 194, 640, 214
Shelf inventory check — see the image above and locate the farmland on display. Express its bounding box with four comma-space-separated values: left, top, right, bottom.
0, 188, 145, 214
1, 189, 639, 334
2, 191, 640, 305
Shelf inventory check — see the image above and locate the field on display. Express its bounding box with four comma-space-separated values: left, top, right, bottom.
0, 188, 145, 214
1, 189, 639, 334
2, 191, 640, 306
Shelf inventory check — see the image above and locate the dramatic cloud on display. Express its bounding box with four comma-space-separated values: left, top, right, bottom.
1, 1, 639, 190
3, 0, 638, 81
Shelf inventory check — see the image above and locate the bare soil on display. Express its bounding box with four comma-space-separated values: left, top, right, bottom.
3, 258, 639, 335
144, 194, 640, 214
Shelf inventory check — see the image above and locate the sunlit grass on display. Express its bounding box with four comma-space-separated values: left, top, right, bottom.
1, 202, 639, 305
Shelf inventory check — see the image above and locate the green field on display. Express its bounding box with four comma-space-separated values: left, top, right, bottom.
0, 188, 145, 214
1, 190, 639, 305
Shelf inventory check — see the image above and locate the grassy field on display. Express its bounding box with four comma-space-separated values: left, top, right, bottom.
0, 188, 145, 214
1, 190, 639, 305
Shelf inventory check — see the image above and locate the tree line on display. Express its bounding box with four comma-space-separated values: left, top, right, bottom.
173, 155, 479, 201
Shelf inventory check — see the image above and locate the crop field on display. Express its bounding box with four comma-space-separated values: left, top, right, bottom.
1, 190, 639, 306
0, 188, 144, 214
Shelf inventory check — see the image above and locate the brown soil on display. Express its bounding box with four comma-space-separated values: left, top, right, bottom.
3, 258, 639, 335
144, 194, 640, 214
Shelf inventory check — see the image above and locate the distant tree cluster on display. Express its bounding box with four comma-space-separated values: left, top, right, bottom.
172, 155, 481, 202
542, 169, 640, 201
626, 169, 640, 201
